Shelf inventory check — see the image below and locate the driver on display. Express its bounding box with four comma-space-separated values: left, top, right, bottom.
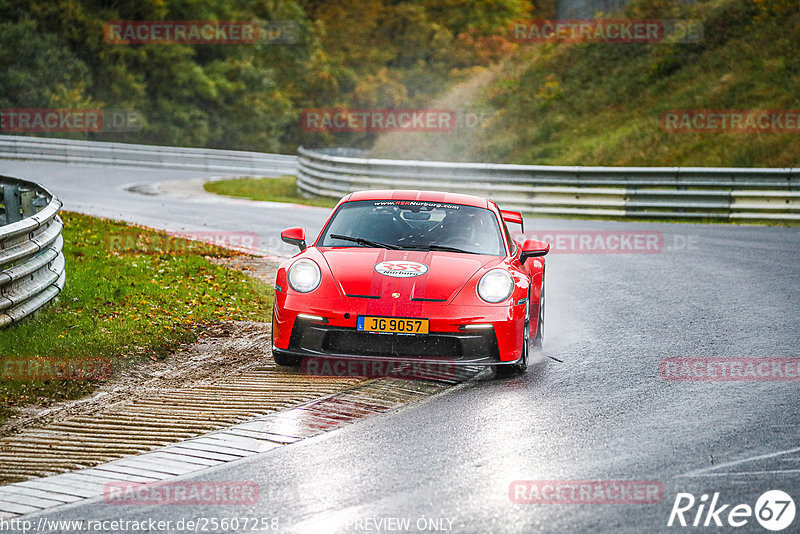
432, 209, 477, 245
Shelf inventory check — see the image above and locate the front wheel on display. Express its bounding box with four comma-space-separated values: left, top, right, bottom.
271, 308, 301, 367
273, 350, 301, 367
532, 271, 545, 349
494, 289, 530, 379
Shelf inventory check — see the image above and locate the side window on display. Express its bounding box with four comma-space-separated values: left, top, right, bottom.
502, 218, 516, 255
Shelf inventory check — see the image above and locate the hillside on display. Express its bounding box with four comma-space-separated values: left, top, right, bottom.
371, 0, 800, 167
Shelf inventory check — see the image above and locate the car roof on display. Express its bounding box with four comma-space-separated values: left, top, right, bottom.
344, 190, 490, 209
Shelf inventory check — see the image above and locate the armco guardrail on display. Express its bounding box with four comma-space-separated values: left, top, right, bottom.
0, 135, 297, 176
0, 177, 65, 328
298, 147, 800, 222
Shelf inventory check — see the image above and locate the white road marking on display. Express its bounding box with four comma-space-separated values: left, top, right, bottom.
681, 469, 800, 477
679, 446, 800, 478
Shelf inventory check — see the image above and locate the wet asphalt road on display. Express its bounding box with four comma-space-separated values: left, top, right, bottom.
0, 160, 325, 258
1, 160, 799, 533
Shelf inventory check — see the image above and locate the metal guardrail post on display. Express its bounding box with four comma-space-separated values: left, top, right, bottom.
3, 183, 22, 224
21, 189, 36, 218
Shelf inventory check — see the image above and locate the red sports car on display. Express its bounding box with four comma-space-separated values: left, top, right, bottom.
271, 190, 549, 377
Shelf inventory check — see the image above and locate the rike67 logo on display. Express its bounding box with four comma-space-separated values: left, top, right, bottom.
668, 490, 795, 531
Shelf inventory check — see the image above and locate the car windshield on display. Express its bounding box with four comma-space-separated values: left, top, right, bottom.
317, 200, 505, 256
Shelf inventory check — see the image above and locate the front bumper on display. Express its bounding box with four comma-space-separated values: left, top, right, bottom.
276, 320, 507, 365
272, 289, 529, 364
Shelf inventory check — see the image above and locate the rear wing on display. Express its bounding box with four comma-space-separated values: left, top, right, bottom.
500, 209, 524, 233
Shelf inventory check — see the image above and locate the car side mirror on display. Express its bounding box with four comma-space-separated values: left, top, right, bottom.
520, 239, 549, 262
281, 227, 307, 251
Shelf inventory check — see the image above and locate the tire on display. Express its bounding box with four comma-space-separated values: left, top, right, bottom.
273, 350, 301, 367
494, 288, 530, 379
532, 270, 545, 349
271, 308, 301, 367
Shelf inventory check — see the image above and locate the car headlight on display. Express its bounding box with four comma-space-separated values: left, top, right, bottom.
288, 259, 321, 293
477, 269, 514, 303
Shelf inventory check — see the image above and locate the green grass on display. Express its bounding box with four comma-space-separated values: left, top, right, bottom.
0, 212, 272, 426
204, 175, 339, 208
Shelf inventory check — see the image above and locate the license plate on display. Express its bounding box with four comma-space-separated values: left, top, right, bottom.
357, 316, 429, 334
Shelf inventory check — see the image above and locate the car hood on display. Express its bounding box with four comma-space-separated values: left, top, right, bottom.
318, 248, 502, 302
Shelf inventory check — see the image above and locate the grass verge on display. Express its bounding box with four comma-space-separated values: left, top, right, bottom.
204, 175, 339, 208
0, 212, 272, 427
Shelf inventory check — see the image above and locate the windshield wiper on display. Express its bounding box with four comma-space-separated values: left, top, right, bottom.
329, 234, 401, 250
401, 244, 479, 255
